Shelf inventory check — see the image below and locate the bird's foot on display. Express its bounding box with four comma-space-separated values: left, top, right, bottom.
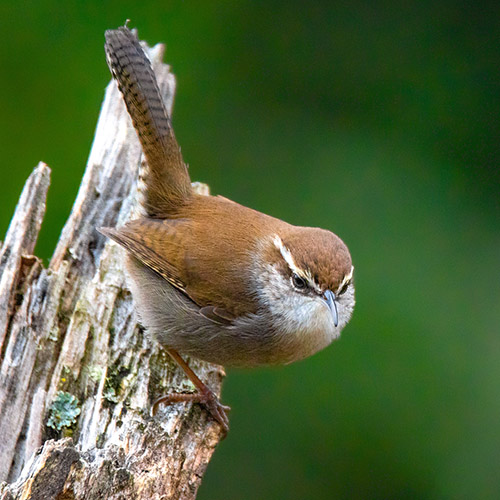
152, 388, 230, 436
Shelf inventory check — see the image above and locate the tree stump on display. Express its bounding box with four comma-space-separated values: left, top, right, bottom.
0, 38, 225, 500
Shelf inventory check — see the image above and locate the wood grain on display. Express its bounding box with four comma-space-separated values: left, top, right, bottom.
0, 37, 224, 500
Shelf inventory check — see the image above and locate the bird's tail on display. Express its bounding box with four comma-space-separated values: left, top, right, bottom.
105, 26, 192, 217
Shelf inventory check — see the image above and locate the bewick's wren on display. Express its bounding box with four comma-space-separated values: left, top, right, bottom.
101, 26, 355, 434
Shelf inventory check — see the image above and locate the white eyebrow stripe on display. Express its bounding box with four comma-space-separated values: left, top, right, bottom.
272, 235, 298, 272
337, 265, 354, 294
272, 235, 322, 293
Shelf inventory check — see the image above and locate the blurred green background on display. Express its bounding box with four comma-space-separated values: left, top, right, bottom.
1, 1, 499, 498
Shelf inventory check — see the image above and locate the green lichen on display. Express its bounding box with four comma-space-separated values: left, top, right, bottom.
103, 364, 131, 404
103, 385, 119, 403
47, 391, 81, 430
87, 365, 104, 382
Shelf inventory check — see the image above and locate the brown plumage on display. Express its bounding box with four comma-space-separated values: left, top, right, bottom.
105, 26, 191, 216
101, 26, 355, 434
101, 193, 352, 319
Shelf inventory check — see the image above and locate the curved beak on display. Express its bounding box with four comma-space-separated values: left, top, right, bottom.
323, 289, 339, 327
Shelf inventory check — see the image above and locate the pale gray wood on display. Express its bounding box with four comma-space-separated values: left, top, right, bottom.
0, 40, 225, 500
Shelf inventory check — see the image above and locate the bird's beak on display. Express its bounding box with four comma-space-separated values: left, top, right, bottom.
323, 289, 339, 327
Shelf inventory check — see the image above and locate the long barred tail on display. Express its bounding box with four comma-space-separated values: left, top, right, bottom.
105, 26, 192, 217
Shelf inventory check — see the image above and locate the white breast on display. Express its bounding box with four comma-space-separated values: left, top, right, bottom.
254, 263, 355, 363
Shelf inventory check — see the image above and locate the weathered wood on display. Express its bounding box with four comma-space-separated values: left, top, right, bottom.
0, 40, 225, 499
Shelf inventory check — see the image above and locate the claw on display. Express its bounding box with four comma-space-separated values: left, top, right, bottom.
199, 388, 231, 435
154, 349, 231, 436
152, 388, 230, 436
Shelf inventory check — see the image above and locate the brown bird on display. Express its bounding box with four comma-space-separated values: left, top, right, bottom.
101, 26, 355, 434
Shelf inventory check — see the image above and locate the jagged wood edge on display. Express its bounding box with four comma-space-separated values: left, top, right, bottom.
0, 40, 225, 500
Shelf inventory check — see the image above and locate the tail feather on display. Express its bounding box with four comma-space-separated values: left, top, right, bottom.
105, 26, 192, 217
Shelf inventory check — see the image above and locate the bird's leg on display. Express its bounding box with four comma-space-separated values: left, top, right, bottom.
152, 348, 230, 434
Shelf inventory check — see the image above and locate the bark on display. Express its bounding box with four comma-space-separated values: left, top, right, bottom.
0, 40, 225, 500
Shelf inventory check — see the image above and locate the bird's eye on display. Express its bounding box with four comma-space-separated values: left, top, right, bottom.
292, 273, 307, 290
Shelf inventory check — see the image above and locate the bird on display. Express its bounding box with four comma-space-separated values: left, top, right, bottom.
100, 25, 355, 434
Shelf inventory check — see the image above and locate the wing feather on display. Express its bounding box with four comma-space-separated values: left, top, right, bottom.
99, 226, 186, 291
100, 223, 237, 325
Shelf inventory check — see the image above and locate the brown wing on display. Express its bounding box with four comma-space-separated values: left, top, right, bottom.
100, 218, 240, 323
101, 195, 287, 317
99, 225, 186, 292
